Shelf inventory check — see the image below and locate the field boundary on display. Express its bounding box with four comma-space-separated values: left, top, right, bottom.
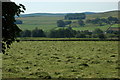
18, 39, 120, 41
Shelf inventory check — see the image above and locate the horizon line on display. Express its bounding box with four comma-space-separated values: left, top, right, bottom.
21, 9, 118, 15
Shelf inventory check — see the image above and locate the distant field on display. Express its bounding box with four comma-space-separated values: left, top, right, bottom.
72, 25, 110, 31
3, 41, 119, 78
17, 16, 64, 31
86, 11, 118, 19
56, 24, 119, 31
17, 11, 119, 32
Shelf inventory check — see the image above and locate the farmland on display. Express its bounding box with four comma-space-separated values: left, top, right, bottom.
17, 16, 64, 32
17, 10, 119, 32
2, 41, 119, 78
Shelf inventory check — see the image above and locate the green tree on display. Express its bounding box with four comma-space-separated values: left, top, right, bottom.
49, 30, 57, 38
93, 28, 103, 34
2, 2, 26, 53
75, 33, 86, 38
78, 20, 85, 26
98, 33, 106, 40
64, 21, 72, 25
49, 27, 76, 38
93, 28, 106, 39
32, 28, 46, 37
21, 30, 31, 37
107, 16, 119, 24
57, 20, 65, 27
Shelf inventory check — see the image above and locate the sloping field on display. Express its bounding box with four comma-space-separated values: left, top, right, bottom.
17, 11, 119, 32
17, 16, 64, 31
86, 10, 118, 19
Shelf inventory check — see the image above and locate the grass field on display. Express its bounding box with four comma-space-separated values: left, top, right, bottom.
56, 24, 119, 31
72, 25, 110, 31
86, 10, 118, 19
2, 41, 119, 78
17, 16, 64, 31
17, 15, 119, 32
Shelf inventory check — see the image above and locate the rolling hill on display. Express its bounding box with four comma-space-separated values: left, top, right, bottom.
18, 12, 95, 17
86, 10, 119, 19
16, 10, 119, 32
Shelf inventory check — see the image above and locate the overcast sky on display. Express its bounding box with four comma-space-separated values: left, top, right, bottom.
11, 0, 119, 14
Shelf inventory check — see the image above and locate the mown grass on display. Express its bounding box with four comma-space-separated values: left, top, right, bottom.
2, 41, 119, 78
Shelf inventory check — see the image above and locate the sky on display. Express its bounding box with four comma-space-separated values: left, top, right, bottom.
10, 0, 119, 14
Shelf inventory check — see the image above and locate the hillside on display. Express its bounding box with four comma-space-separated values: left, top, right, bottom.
18, 12, 95, 17
18, 13, 66, 17
16, 10, 119, 32
86, 10, 118, 19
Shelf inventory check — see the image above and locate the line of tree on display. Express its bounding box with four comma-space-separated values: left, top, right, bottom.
86, 16, 119, 26
19, 27, 46, 37
18, 27, 119, 39
48, 27, 76, 38
57, 20, 85, 27
57, 20, 72, 27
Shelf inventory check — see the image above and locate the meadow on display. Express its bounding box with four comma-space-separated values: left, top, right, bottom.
2, 41, 119, 78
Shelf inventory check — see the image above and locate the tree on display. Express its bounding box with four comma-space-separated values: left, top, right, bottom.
107, 16, 119, 24
78, 20, 85, 26
75, 33, 86, 38
57, 20, 65, 27
2, 2, 26, 53
32, 28, 46, 37
49, 27, 76, 38
21, 30, 31, 37
64, 21, 72, 25
98, 33, 106, 40
93, 28, 103, 34
92, 28, 106, 39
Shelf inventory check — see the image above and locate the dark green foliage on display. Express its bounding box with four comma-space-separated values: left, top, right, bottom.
65, 13, 86, 20
107, 16, 119, 24
64, 21, 72, 25
21, 30, 31, 37
31, 28, 46, 37
75, 30, 92, 38
92, 28, 106, 39
86, 17, 119, 26
98, 33, 106, 40
49, 27, 76, 38
2, 2, 25, 53
78, 20, 85, 26
75, 33, 86, 38
57, 20, 65, 27
87, 18, 104, 26
93, 28, 103, 34
19, 28, 46, 37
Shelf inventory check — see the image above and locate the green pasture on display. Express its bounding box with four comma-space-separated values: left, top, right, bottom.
16, 11, 119, 32
2, 41, 119, 78
17, 16, 64, 31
